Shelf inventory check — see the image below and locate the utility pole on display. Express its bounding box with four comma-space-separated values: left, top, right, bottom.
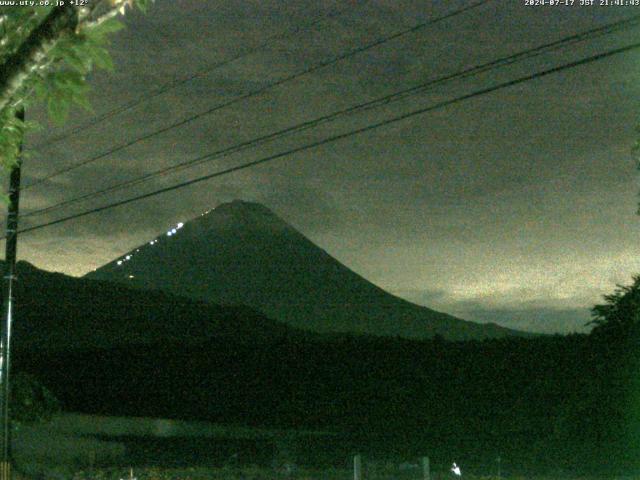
0, 107, 24, 480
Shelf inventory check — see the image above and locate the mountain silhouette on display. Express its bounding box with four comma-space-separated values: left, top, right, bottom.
4, 260, 293, 352
86, 200, 526, 340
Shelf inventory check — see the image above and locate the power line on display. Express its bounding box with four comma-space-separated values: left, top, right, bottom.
31, 0, 368, 151
14, 41, 640, 237
23, 0, 492, 190
23, 12, 640, 219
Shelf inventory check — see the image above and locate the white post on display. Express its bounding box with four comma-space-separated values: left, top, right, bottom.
422, 456, 430, 480
354, 454, 362, 480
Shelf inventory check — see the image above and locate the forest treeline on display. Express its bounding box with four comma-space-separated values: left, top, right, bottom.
11, 274, 640, 475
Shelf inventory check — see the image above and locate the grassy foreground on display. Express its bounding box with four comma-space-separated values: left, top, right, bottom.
62, 467, 640, 480
67, 467, 474, 480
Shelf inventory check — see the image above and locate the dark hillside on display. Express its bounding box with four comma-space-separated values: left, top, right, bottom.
7, 260, 294, 352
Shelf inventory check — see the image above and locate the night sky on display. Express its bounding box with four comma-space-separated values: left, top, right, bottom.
7, 0, 640, 334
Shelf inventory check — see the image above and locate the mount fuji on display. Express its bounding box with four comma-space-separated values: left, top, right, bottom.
86, 200, 526, 340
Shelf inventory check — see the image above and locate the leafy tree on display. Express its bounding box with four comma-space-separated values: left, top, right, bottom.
0, 1, 153, 188
589, 275, 640, 338
586, 276, 640, 471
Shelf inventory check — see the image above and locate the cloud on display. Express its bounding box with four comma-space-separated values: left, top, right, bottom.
457, 306, 592, 334
392, 287, 593, 334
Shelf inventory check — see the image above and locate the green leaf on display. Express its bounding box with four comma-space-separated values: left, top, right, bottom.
23, 120, 41, 132
64, 47, 92, 73
72, 91, 93, 113
50, 70, 85, 92
136, 0, 153, 13
32, 76, 48, 101
47, 92, 71, 125
1, 152, 20, 172
89, 44, 114, 71
85, 17, 124, 41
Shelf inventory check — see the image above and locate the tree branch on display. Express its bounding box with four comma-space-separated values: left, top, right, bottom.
0, 0, 132, 114
0, 5, 78, 113
82, 0, 135, 29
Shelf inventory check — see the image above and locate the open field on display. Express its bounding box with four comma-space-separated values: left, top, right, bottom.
12, 413, 639, 480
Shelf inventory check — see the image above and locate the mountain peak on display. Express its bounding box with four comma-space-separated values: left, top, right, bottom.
87, 200, 528, 340
197, 200, 292, 232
